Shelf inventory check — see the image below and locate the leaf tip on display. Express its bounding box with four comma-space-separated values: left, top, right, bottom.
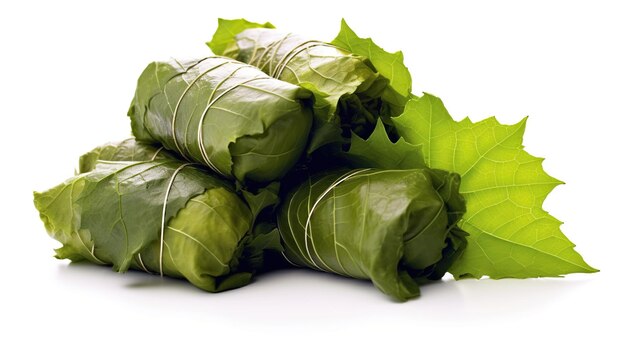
421, 91, 441, 102
514, 115, 529, 132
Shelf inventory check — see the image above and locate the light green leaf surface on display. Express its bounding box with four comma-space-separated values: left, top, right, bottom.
207, 18, 274, 57
348, 119, 424, 169
393, 94, 597, 278
331, 19, 412, 114
78, 138, 177, 173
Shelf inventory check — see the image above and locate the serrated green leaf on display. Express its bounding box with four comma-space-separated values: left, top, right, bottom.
347, 119, 424, 169
207, 18, 274, 56
331, 19, 412, 113
393, 94, 597, 278
241, 182, 280, 222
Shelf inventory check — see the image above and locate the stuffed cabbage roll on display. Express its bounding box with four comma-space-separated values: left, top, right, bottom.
277, 168, 468, 301
208, 19, 409, 152
34, 140, 278, 292
128, 56, 313, 184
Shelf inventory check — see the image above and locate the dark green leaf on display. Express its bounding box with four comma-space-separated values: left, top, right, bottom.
128, 57, 313, 184
277, 168, 467, 301
34, 140, 278, 292
331, 19, 412, 115
208, 19, 401, 152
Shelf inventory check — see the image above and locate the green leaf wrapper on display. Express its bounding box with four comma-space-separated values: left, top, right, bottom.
78, 138, 177, 173
128, 56, 313, 184
277, 168, 468, 301
33, 17, 597, 300
346, 94, 598, 279
331, 19, 412, 114
208, 19, 411, 152
34, 140, 279, 292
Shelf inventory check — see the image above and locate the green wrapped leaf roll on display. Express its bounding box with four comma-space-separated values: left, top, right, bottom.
209, 19, 410, 152
34, 140, 278, 292
277, 168, 468, 301
128, 57, 313, 184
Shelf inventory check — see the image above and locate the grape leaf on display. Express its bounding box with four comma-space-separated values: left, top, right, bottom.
331, 19, 412, 113
35, 160, 229, 271
348, 119, 424, 169
207, 18, 274, 56
391, 93, 597, 278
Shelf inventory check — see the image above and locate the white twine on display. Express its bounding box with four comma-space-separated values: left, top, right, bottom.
275, 225, 303, 268
136, 253, 151, 274
270, 39, 320, 77
158, 163, 193, 277
248, 33, 288, 65
284, 181, 318, 267
196, 76, 270, 176
252, 33, 292, 73
281, 251, 301, 268
303, 169, 371, 271
150, 146, 164, 161
94, 160, 139, 165
171, 59, 231, 157
75, 232, 105, 265
272, 41, 336, 79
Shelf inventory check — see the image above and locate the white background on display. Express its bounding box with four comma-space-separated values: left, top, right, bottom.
1, 0, 624, 349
